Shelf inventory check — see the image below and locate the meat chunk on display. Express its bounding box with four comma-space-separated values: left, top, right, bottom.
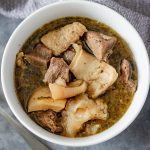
41, 22, 87, 56
43, 57, 69, 83
16, 52, 26, 69
86, 31, 117, 61
126, 80, 137, 93
83, 121, 101, 136
120, 59, 137, 93
25, 54, 48, 67
30, 110, 63, 133
28, 86, 66, 112
63, 49, 75, 64
49, 80, 87, 100
25, 44, 52, 68
62, 94, 108, 137
70, 44, 118, 98
120, 59, 131, 81
33, 43, 52, 59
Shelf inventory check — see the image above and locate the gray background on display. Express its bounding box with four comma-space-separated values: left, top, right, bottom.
0, 0, 150, 150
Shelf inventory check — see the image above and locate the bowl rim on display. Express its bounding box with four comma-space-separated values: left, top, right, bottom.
1, 0, 150, 147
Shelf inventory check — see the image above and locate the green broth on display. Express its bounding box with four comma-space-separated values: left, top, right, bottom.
15, 17, 138, 137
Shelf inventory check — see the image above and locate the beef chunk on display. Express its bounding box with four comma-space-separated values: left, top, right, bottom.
25, 54, 48, 67
25, 44, 52, 68
43, 57, 69, 83
63, 49, 75, 64
120, 59, 137, 93
85, 31, 117, 61
30, 110, 63, 133
41, 22, 87, 55
33, 44, 52, 59
120, 59, 131, 81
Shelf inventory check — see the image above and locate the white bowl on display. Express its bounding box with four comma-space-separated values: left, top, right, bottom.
1, 0, 150, 147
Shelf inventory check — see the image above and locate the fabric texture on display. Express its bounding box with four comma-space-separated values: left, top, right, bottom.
0, 0, 150, 149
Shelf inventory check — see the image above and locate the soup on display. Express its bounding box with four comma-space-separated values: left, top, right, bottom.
15, 17, 137, 137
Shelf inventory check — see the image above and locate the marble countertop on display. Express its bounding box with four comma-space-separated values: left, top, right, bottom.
0, 14, 150, 150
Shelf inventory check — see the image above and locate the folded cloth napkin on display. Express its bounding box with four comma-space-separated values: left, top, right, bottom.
0, 0, 150, 150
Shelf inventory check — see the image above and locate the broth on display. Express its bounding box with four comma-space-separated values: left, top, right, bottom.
15, 17, 137, 137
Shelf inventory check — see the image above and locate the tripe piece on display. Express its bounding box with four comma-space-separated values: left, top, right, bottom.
49, 80, 87, 100
28, 87, 66, 112
69, 44, 118, 98
62, 94, 108, 137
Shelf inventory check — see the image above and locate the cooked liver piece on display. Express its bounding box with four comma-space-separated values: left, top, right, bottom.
63, 49, 75, 64
43, 57, 69, 83
120, 59, 136, 93
30, 110, 62, 133
41, 22, 87, 56
86, 31, 117, 61
25, 44, 52, 68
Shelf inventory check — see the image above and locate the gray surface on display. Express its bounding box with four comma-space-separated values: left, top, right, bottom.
0, 1, 150, 150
